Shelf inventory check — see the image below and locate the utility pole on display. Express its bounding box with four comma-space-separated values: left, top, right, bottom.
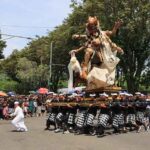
49, 41, 53, 79
48, 41, 53, 89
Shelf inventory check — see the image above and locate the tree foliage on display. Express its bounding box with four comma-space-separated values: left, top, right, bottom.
0, 72, 18, 92
0, 34, 6, 59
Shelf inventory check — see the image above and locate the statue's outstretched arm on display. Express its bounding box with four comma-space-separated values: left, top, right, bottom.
69, 46, 86, 55
75, 46, 86, 53
105, 20, 123, 37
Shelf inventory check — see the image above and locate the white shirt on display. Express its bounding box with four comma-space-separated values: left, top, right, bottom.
11, 106, 24, 118
33, 101, 37, 107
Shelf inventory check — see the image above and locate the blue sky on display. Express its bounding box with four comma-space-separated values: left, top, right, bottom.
0, 0, 72, 57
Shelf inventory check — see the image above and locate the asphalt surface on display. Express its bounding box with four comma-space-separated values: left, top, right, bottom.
0, 116, 150, 150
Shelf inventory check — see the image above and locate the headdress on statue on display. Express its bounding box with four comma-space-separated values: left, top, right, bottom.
87, 16, 98, 27
86, 16, 100, 36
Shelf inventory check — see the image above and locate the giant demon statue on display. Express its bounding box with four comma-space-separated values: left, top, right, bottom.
68, 16, 124, 91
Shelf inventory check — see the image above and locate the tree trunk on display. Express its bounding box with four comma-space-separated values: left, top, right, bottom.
126, 76, 139, 93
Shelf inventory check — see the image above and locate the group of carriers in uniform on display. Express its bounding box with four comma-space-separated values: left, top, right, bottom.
45, 96, 150, 137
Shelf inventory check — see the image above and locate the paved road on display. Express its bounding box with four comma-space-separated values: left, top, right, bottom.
0, 117, 150, 150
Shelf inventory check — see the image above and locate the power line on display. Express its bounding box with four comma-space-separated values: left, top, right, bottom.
3, 37, 15, 40
1, 33, 33, 40
0, 25, 55, 29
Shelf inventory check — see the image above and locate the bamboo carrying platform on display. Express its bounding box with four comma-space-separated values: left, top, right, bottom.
85, 86, 122, 93
49, 101, 110, 107
48, 87, 122, 107
84, 86, 122, 97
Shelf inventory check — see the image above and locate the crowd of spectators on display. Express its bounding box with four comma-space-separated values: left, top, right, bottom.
0, 91, 150, 121
0, 94, 47, 120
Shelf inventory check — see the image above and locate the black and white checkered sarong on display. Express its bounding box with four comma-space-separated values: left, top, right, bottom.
85, 113, 95, 126
76, 111, 87, 128
112, 114, 124, 128
56, 112, 64, 122
48, 113, 57, 122
98, 114, 110, 128
68, 113, 75, 125
126, 114, 136, 124
136, 112, 145, 123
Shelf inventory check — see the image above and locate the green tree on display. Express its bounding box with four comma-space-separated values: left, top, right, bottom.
70, 0, 150, 92
0, 33, 6, 59
24, 36, 50, 65
0, 72, 18, 92
140, 68, 150, 90
35, 64, 49, 88
1, 49, 21, 81
16, 57, 49, 93
16, 57, 37, 92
